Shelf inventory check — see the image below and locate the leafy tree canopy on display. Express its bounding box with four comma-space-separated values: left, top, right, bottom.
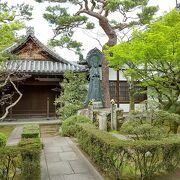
106, 10, 180, 110
0, 2, 33, 61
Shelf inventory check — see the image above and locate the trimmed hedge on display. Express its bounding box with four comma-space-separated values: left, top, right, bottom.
21, 124, 40, 138
19, 138, 42, 180
76, 123, 180, 180
0, 132, 7, 147
0, 138, 41, 180
61, 115, 92, 136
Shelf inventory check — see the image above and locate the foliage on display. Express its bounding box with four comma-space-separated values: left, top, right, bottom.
0, 138, 41, 180
0, 2, 33, 120
19, 138, 41, 180
21, 124, 40, 138
61, 115, 91, 136
0, 132, 7, 147
0, 126, 14, 137
36, 0, 158, 54
75, 123, 180, 180
36, 0, 158, 107
121, 110, 180, 138
0, 2, 33, 56
55, 71, 87, 120
106, 10, 180, 111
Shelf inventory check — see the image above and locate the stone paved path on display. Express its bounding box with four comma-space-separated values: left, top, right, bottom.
0, 119, 60, 126
6, 125, 23, 146
41, 136, 103, 180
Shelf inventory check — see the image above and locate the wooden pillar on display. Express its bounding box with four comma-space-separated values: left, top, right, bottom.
47, 97, 50, 119
10, 97, 12, 119
116, 70, 120, 108
55, 95, 57, 117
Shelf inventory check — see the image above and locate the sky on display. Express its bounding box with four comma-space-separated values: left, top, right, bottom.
4, 0, 177, 61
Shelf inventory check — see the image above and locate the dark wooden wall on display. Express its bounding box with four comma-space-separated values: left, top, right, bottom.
11, 85, 59, 118
109, 81, 147, 103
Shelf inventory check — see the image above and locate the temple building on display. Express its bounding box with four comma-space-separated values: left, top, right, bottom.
1, 27, 146, 119
2, 27, 85, 118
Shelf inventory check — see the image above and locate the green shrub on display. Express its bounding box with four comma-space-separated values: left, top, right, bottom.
18, 138, 41, 147
0, 147, 21, 179
0, 132, 7, 147
0, 138, 41, 180
61, 115, 92, 136
19, 138, 41, 180
121, 110, 180, 139
55, 71, 87, 120
21, 124, 40, 138
76, 123, 180, 180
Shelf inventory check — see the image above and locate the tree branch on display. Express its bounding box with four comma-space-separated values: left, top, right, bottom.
0, 74, 10, 88
0, 78, 22, 121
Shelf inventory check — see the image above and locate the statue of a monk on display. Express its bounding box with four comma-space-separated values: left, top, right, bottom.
84, 48, 103, 107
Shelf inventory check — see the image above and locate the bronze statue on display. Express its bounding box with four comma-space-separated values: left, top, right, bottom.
84, 48, 103, 107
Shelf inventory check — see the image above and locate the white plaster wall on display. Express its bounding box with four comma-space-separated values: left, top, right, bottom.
119, 103, 146, 112
99, 67, 127, 81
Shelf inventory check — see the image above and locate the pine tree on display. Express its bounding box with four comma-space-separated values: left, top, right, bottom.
36, 0, 158, 107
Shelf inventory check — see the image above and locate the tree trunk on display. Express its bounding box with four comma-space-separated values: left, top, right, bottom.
99, 18, 117, 108
129, 87, 135, 111
101, 48, 110, 107
128, 76, 135, 111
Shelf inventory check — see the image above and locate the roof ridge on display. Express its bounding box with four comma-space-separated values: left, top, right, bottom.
5, 31, 72, 65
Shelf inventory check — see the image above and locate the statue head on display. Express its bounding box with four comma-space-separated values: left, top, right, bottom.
86, 48, 102, 68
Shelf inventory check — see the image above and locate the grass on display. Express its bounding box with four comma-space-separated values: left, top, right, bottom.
0, 126, 14, 137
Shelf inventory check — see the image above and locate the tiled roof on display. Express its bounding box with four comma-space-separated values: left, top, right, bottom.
4, 60, 86, 75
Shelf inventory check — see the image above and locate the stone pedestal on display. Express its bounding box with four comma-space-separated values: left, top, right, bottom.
99, 112, 108, 131
111, 104, 117, 130
93, 101, 103, 109
116, 109, 125, 130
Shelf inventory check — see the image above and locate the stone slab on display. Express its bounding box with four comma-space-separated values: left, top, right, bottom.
69, 160, 90, 174
64, 173, 95, 180
41, 151, 50, 180
48, 161, 73, 176
41, 136, 103, 180
45, 147, 64, 153
45, 152, 61, 162
59, 152, 79, 161
50, 176, 65, 180
61, 145, 73, 152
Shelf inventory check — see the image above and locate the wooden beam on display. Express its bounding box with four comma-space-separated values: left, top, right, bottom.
116, 70, 120, 108
47, 97, 50, 119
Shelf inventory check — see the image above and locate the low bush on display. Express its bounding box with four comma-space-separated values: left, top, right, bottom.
19, 138, 41, 180
55, 71, 87, 120
0, 132, 7, 147
76, 123, 180, 180
0, 138, 41, 180
121, 110, 180, 140
61, 115, 92, 136
0, 147, 21, 180
21, 124, 40, 138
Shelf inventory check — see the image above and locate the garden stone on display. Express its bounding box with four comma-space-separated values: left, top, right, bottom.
99, 112, 108, 131
111, 101, 117, 130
